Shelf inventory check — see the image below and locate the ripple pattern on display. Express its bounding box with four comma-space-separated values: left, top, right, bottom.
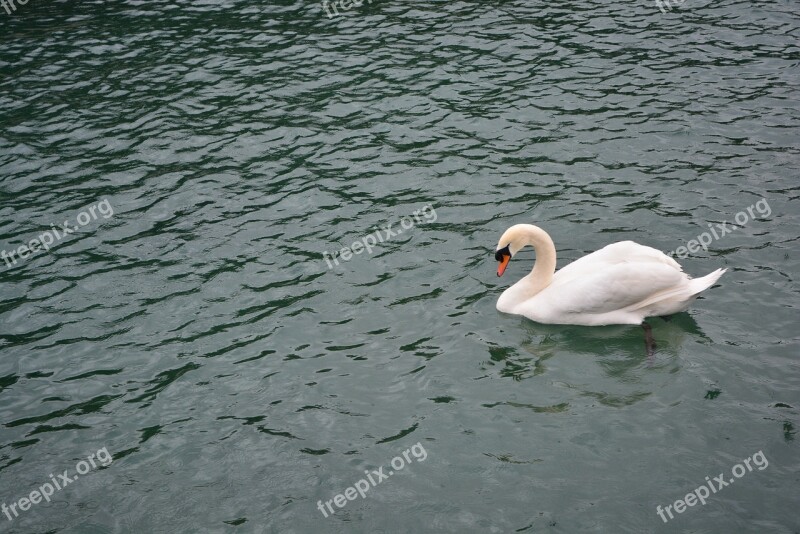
0, 0, 798, 532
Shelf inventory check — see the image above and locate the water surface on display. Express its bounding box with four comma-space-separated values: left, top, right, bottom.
1, 0, 798, 532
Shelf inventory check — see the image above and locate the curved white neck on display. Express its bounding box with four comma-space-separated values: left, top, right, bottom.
521, 225, 557, 295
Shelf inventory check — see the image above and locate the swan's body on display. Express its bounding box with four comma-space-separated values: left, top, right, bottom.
494, 224, 726, 326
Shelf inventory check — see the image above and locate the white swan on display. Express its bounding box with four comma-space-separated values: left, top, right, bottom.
494, 224, 726, 326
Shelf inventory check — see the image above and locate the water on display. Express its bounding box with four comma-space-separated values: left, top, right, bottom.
1, 0, 798, 532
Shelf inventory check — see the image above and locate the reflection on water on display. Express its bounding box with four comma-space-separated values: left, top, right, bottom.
485, 313, 710, 409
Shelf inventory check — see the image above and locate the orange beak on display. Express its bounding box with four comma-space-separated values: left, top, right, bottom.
497, 255, 510, 277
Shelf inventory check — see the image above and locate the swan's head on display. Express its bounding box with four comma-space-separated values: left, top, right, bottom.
494, 224, 530, 277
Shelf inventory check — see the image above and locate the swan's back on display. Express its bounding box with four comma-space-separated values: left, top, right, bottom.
526, 241, 721, 325
552, 241, 681, 288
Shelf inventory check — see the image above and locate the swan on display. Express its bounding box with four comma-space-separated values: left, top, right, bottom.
494, 224, 726, 326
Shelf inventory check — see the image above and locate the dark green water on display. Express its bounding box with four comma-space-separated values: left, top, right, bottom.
1, 0, 798, 532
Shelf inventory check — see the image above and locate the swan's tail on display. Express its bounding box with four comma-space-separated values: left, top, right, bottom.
689, 268, 726, 295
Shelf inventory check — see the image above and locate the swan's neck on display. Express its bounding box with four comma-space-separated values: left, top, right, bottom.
522, 226, 557, 295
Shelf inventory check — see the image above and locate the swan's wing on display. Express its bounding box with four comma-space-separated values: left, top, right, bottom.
532, 262, 688, 318
553, 241, 681, 288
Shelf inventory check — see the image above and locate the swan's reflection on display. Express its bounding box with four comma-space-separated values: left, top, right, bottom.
487, 313, 710, 406
521, 312, 706, 356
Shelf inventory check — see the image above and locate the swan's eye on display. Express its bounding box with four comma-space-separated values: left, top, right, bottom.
495, 245, 511, 262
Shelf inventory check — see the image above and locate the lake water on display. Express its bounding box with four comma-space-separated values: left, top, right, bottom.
1, 0, 798, 532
